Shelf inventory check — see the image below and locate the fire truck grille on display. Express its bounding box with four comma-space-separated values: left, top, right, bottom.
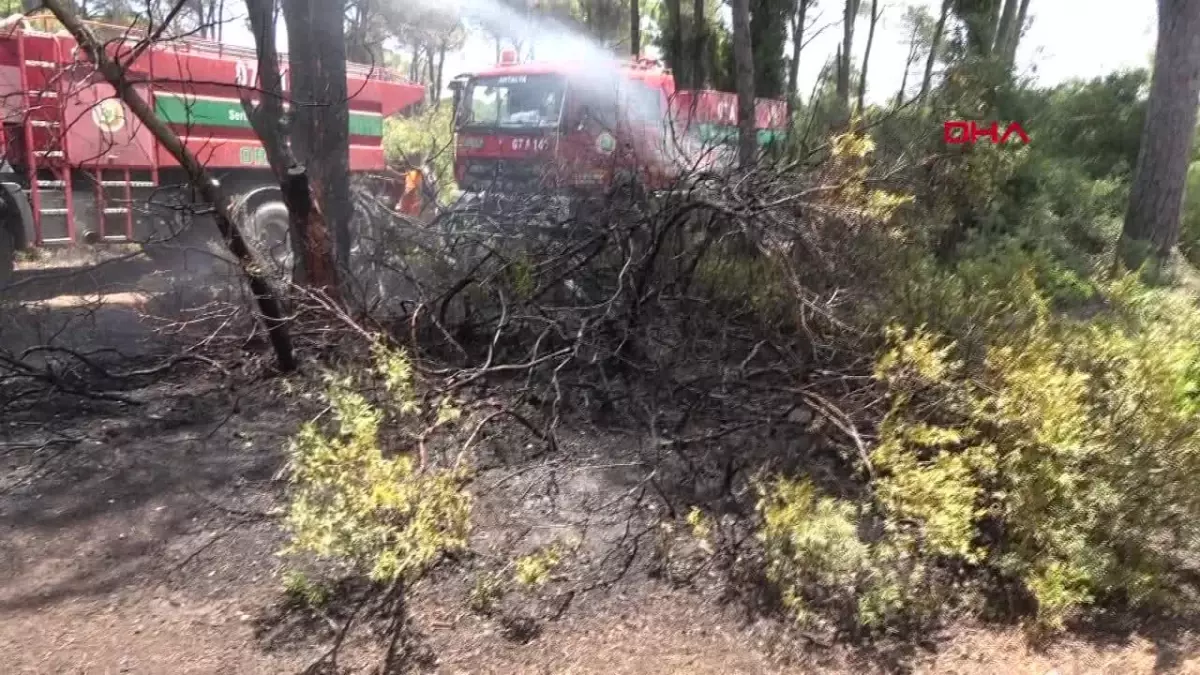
461, 159, 549, 191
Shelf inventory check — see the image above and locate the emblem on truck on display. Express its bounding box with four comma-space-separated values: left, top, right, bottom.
92, 99, 126, 134
596, 132, 616, 155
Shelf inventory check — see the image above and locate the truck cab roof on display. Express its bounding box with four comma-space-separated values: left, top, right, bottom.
468, 58, 675, 91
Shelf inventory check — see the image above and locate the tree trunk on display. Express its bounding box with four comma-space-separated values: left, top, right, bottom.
958, 0, 1003, 58
242, 0, 291, 179
284, 0, 351, 285
984, 0, 1002, 57
787, 0, 808, 115
434, 42, 447, 108
344, 1, 372, 64
664, 0, 684, 84
919, 0, 950, 102
245, 0, 340, 291
41, 0, 296, 372
897, 23, 919, 106
426, 44, 437, 104
837, 0, 859, 118
1120, 0, 1200, 270
630, 0, 640, 56
692, 0, 706, 88
835, 42, 842, 98
731, 0, 756, 166
244, 0, 327, 288
993, 0, 1019, 59
857, 0, 879, 115
1002, 0, 1031, 67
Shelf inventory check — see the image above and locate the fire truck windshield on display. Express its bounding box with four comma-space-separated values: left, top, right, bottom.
460, 74, 566, 130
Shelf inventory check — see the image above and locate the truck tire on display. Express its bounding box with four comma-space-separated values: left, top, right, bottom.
0, 220, 14, 287
0, 182, 32, 287
244, 199, 293, 280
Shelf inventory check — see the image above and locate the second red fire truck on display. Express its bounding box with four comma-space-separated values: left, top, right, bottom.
449, 51, 788, 198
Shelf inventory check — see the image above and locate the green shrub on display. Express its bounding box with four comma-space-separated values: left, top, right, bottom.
282, 569, 333, 609
757, 469, 949, 630
757, 477, 868, 627
1180, 161, 1200, 265
751, 57, 1193, 637
693, 252, 791, 324
468, 571, 506, 614
686, 506, 714, 553
282, 344, 472, 584
513, 543, 566, 588
877, 264, 1200, 629
760, 228, 1200, 631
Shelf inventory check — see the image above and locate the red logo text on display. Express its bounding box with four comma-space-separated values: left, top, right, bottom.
944, 121, 1030, 145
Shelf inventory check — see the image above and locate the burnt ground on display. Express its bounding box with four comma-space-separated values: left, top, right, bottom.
2, 251, 1199, 674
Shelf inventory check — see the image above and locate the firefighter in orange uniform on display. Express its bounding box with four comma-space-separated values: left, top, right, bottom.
398, 156, 424, 217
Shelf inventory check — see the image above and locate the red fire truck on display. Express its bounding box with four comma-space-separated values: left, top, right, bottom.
449, 51, 787, 197
0, 13, 425, 281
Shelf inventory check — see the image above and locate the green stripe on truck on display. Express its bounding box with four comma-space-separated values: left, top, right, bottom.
694, 124, 787, 146
154, 93, 384, 137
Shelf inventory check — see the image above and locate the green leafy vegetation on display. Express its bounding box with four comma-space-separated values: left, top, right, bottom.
282, 569, 333, 609
282, 344, 472, 584
513, 543, 566, 588
382, 104, 458, 200
753, 60, 1200, 632
468, 571, 506, 614
326, 0, 1200, 648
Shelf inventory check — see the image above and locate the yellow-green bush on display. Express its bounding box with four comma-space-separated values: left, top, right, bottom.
757, 477, 868, 626
283, 344, 471, 584
757, 474, 946, 630
1179, 161, 1200, 265
752, 66, 1189, 636
282, 569, 332, 609
759, 230, 1200, 631
513, 543, 566, 588
468, 571, 506, 613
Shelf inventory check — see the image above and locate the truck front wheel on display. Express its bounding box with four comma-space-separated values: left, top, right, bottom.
0, 182, 32, 287
244, 199, 293, 280
0, 221, 14, 287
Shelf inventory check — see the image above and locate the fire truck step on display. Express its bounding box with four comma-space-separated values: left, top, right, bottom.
37, 180, 65, 188
30, 120, 59, 128
39, 208, 69, 215
30, 90, 58, 98
24, 60, 57, 68
102, 207, 129, 214
34, 150, 64, 158
100, 181, 157, 188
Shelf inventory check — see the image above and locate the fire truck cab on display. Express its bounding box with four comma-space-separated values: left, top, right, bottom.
450, 51, 787, 198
